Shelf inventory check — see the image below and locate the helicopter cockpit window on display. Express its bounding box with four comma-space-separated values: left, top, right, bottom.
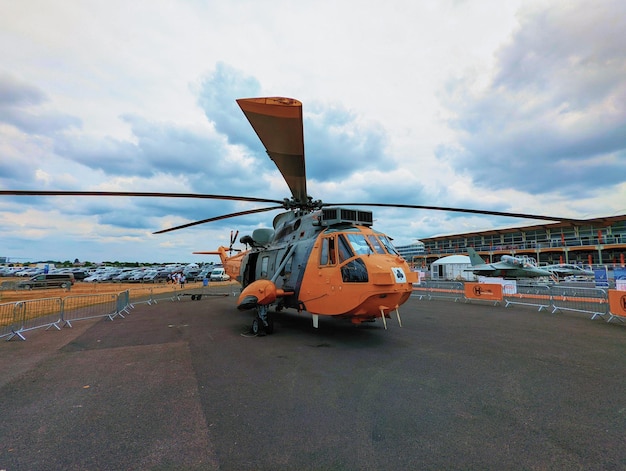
344, 233, 371, 255
337, 235, 353, 263
378, 234, 400, 256
260, 256, 269, 278
366, 235, 386, 254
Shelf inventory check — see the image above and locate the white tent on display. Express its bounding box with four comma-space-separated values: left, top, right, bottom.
431, 255, 476, 281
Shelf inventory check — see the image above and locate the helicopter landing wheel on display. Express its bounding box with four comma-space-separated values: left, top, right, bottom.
252, 305, 274, 336
251, 316, 264, 336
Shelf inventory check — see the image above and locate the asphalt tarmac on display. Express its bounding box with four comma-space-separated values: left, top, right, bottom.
1, 294, 625, 470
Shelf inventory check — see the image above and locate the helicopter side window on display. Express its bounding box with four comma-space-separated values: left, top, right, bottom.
260, 256, 269, 278
344, 233, 371, 255
366, 235, 386, 254
337, 235, 354, 263
320, 237, 337, 266
320, 238, 329, 265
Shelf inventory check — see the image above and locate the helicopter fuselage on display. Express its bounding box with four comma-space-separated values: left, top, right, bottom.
233, 208, 418, 329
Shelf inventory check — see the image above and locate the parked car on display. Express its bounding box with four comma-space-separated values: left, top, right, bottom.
69, 270, 89, 281
84, 272, 108, 282
128, 271, 147, 282
18, 273, 75, 290
142, 270, 159, 282
154, 271, 171, 283
195, 268, 212, 281
184, 269, 200, 280
209, 268, 230, 281
112, 269, 137, 281
15, 268, 43, 277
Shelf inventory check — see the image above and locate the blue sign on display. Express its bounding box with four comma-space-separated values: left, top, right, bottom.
594, 267, 608, 288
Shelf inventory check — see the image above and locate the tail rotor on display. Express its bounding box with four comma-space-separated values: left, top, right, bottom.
229, 230, 240, 256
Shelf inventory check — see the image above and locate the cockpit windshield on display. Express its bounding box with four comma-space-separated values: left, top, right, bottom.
322, 227, 399, 259
377, 234, 399, 256
366, 235, 386, 254
344, 233, 371, 255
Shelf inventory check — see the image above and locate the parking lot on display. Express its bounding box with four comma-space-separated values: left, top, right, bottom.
0, 263, 218, 283
1, 294, 624, 470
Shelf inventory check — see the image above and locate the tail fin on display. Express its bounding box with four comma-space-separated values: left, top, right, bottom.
193, 246, 247, 282
466, 247, 486, 266
193, 246, 230, 266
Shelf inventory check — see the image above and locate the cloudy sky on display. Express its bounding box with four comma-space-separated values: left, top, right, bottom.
1, 0, 625, 264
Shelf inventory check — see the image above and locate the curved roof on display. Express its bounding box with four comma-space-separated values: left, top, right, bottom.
432, 255, 471, 265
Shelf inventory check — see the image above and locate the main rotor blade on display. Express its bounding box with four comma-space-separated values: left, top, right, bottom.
0, 190, 283, 205
153, 206, 284, 234
237, 97, 308, 204
324, 202, 588, 224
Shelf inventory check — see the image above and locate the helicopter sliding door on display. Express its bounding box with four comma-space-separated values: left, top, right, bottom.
255, 251, 279, 281
242, 252, 259, 287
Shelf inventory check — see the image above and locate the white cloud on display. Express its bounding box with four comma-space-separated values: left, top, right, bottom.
0, 0, 624, 262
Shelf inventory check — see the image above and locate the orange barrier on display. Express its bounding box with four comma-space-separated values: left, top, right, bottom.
607, 290, 626, 323
464, 283, 503, 304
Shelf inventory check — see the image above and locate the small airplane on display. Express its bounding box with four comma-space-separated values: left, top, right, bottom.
1, 96, 586, 335
541, 263, 595, 280
466, 247, 552, 279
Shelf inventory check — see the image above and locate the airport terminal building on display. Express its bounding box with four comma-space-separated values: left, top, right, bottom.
402, 214, 626, 269
395, 241, 425, 263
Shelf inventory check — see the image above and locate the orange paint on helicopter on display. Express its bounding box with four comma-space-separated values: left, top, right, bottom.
298, 230, 417, 318
193, 246, 246, 281
237, 279, 293, 308
237, 97, 302, 118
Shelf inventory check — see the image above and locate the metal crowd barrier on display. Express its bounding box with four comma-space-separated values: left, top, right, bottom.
62, 293, 120, 327
412, 281, 464, 302
1, 281, 18, 291
1, 301, 23, 340
1, 285, 237, 341
0, 290, 132, 341
2, 282, 618, 341
127, 286, 191, 306
504, 283, 552, 311
414, 282, 613, 322
549, 285, 608, 320
0, 297, 63, 340
127, 284, 238, 306
117, 290, 131, 316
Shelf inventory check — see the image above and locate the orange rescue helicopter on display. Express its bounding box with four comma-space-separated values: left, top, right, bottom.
1, 97, 585, 335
